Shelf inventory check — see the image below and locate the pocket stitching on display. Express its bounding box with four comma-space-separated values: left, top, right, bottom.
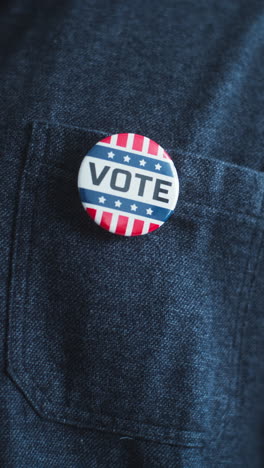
7, 120, 260, 449
7, 123, 205, 448
213, 191, 264, 451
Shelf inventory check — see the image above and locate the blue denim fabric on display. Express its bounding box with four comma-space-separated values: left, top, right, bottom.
0, 1, 264, 467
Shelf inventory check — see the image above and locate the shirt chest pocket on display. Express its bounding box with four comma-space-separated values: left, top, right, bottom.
6, 121, 264, 448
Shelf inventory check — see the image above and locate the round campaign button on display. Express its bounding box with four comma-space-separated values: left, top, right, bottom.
78, 133, 179, 236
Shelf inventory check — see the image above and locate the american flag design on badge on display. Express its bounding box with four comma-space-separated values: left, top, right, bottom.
77, 133, 179, 236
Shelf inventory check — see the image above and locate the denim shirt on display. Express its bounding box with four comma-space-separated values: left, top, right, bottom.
1, 1, 264, 466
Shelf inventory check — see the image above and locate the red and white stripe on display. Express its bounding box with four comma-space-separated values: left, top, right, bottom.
84, 205, 161, 236
100, 133, 171, 161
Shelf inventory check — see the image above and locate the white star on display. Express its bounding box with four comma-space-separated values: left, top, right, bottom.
155, 163, 162, 170
146, 208, 153, 215
130, 203, 138, 211
115, 200, 122, 208
139, 159, 146, 167
123, 155, 131, 163
108, 151, 115, 159
99, 196, 106, 204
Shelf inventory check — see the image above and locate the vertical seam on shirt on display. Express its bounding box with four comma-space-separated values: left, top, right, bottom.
213, 190, 264, 456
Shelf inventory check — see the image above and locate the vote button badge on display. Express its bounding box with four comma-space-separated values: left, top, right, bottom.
78, 133, 179, 236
